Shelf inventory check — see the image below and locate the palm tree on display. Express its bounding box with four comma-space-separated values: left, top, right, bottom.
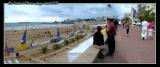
137, 4, 155, 23
125, 16, 131, 21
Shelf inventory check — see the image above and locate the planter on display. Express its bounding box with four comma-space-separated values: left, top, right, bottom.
72, 38, 75, 42
41, 46, 48, 54
64, 40, 69, 45
54, 44, 61, 50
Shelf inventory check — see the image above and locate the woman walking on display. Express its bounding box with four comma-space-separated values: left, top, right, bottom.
147, 21, 153, 39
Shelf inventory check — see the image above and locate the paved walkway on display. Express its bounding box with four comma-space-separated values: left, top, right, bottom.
94, 26, 155, 63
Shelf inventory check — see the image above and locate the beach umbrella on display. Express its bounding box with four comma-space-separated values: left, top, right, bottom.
21, 30, 27, 44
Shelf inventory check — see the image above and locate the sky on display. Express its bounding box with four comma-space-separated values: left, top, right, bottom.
4, 3, 135, 23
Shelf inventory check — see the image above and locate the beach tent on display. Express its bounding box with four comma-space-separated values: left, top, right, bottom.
16, 30, 29, 51
16, 44, 29, 51
8, 48, 14, 53
56, 39, 64, 44
50, 37, 62, 43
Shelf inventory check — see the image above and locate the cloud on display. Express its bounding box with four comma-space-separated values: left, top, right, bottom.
4, 3, 134, 23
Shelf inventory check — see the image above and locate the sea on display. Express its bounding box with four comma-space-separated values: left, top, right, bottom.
4, 23, 74, 31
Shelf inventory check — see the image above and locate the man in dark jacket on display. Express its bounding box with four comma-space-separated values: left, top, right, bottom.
93, 26, 104, 46
93, 26, 105, 58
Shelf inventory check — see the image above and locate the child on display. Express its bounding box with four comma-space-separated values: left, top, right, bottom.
93, 26, 105, 59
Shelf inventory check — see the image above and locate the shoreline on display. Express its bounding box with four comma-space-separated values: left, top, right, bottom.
4, 24, 74, 32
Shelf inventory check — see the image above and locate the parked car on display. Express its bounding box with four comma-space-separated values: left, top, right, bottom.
133, 22, 141, 26
135, 22, 141, 26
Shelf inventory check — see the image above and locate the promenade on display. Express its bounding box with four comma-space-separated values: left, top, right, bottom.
94, 26, 155, 63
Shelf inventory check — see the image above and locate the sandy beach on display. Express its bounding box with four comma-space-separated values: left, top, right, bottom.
4, 25, 75, 50
4, 24, 78, 63
4, 21, 101, 64
4, 21, 96, 49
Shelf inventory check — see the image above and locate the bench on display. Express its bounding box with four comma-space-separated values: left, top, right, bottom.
73, 45, 100, 63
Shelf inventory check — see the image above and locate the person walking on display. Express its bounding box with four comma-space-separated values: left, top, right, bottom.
105, 18, 116, 56
147, 21, 153, 39
122, 19, 126, 28
125, 20, 131, 37
141, 19, 149, 40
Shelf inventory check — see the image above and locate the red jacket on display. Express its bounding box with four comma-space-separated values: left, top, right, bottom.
107, 23, 116, 36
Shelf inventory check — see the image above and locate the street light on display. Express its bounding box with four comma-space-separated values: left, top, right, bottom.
107, 4, 112, 18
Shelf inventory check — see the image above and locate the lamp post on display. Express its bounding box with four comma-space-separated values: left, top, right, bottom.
131, 7, 134, 26
107, 4, 112, 18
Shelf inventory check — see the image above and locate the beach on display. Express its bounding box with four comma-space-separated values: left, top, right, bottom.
4, 21, 97, 51
4, 21, 103, 63
4, 24, 75, 50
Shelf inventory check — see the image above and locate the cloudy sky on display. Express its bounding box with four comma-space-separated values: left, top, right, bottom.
4, 3, 135, 23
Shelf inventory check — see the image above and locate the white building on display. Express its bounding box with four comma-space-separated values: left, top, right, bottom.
96, 16, 107, 21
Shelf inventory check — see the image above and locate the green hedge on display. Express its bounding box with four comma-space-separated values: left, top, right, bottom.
64, 40, 69, 45
41, 46, 48, 54
54, 44, 61, 49
52, 34, 86, 50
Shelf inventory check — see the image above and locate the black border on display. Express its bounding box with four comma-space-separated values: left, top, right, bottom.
156, 3, 159, 64
2, 0, 159, 64
3, 0, 157, 3
1, 1, 4, 65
